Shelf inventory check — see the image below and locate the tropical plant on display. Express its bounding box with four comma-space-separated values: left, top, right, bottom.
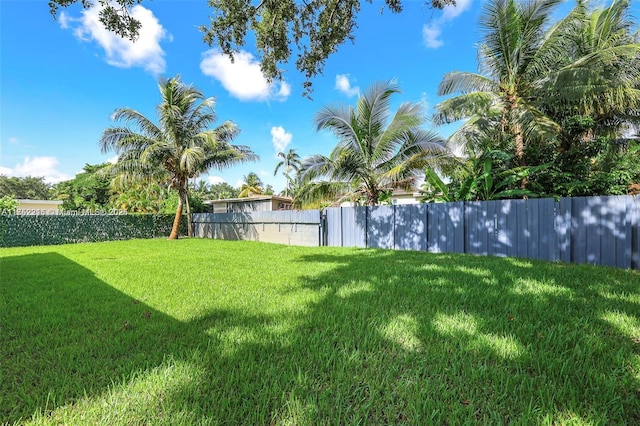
239, 172, 264, 197
299, 80, 451, 206
434, 0, 640, 166
274, 148, 302, 197
422, 150, 546, 202
110, 182, 169, 213
53, 163, 112, 211
0, 195, 19, 213
542, 0, 640, 145
100, 75, 256, 239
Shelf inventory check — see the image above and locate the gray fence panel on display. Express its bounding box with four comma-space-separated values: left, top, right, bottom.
426, 204, 439, 253
633, 197, 640, 270
557, 198, 572, 263
465, 202, 487, 256
572, 197, 587, 264
341, 207, 367, 248
428, 203, 462, 254
539, 198, 558, 262
325, 208, 342, 247
394, 204, 427, 251
508, 199, 522, 258
491, 200, 506, 257
449, 201, 465, 254
528, 200, 540, 260
368, 206, 395, 249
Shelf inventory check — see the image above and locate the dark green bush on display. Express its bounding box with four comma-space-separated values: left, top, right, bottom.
0, 214, 187, 248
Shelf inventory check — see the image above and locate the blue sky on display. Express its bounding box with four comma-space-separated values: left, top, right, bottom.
1, 0, 635, 193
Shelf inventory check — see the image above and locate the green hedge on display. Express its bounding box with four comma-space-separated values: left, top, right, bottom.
0, 214, 188, 248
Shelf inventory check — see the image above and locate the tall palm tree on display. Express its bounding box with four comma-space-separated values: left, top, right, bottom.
435, 0, 640, 160
434, 0, 564, 164
274, 148, 302, 197
541, 0, 640, 146
299, 81, 450, 206
100, 76, 257, 239
238, 172, 264, 197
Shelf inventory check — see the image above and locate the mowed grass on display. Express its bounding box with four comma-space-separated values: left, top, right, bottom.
1, 239, 639, 425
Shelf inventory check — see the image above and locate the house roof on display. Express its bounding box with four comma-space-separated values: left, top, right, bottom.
204, 195, 293, 205
17, 199, 63, 205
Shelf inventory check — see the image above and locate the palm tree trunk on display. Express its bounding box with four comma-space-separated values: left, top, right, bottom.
185, 188, 194, 237
168, 189, 185, 240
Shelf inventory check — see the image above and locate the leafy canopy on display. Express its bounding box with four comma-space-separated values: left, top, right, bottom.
48, 0, 456, 95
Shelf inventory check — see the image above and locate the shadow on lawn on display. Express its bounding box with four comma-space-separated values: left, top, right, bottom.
0, 253, 212, 423
2, 249, 640, 424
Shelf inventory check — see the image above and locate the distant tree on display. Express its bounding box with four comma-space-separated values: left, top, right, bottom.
53, 163, 112, 210
299, 81, 451, 206
48, 0, 456, 95
209, 182, 239, 199
264, 184, 274, 195
274, 148, 302, 197
0, 176, 51, 199
100, 75, 256, 239
239, 172, 264, 197
0, 195, 19, 212
110, 182, 168, 212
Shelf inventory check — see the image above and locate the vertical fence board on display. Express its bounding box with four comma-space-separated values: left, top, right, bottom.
618, 197, 632, 269
368, 206, 395, 249
325, 208, 342, 247
572, 197, 587, 264
558, 198, 572, 263
395, 204, 427, 251
450, 202, 465, 254
632, 197, 640, 270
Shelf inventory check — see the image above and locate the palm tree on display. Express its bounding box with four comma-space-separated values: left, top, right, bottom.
435, 0, 640, 161
238, 172, 264, 197
541, 0, 640, 147
299, 81, 450, 206
434, 0, 564, 164
274, 148, 302, 197
100, 75, 257, 239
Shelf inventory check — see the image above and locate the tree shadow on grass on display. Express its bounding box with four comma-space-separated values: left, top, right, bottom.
0, 252, 215, 423
287, 250, 640, 423
2, 248, 640, 424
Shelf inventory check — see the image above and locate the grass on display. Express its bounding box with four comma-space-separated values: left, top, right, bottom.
1, 238, 639, 425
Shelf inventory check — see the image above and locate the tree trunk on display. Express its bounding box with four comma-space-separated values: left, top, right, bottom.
185, 188, 194, 237
168, 189, 184, 240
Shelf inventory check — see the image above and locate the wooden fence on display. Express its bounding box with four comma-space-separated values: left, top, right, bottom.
195, 195, 640, 270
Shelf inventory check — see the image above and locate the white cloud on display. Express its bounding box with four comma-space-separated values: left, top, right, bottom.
200, 49, 290, 102
59, 11, 71, 29
3, 157, 72, 184
259, 170, 269, 177
61, 5, 168, 75
107, 155, 119, 164
270, 126, 292, 152
335, 74, 360, 97
207, 175, 225, 185
422, 24, 444, 49
442, 0, 473, 20
8, 137, 19, 144
234, 179, 244, 189
423, 0, 473, 49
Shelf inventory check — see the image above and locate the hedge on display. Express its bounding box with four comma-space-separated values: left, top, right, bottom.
0, 214, 188, 248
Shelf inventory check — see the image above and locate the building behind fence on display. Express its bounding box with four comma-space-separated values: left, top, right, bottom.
194, 195, 640, 270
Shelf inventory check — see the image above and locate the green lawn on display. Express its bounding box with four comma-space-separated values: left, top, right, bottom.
1, 239, 639, 425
